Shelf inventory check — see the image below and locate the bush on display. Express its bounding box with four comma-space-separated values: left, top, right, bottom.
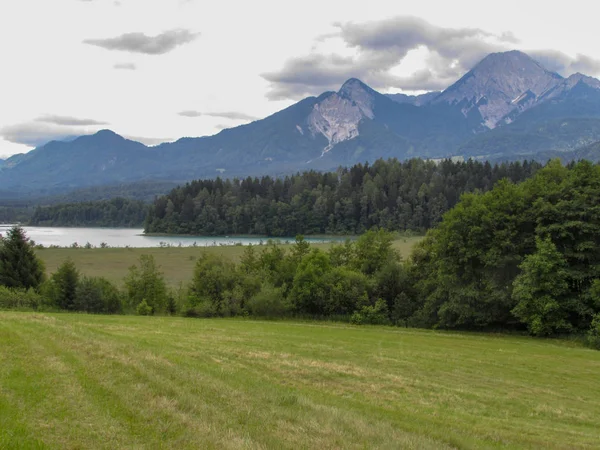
188, 253, 237, 314
0, 286, 44, 310
183, 299, 218, 318
136, 299, 153, 316
351, 299, 390, 325
324, 267, 369, 315
75, 276, 122, 314
246, 284, 291, 317
124, 255, 168, 314
586, 314, 600, 350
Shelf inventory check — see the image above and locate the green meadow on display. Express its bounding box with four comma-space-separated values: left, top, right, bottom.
1, 312, 599, 449
35, 236, 422, 288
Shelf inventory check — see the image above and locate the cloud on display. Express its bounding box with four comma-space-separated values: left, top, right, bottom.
263, 16, 515, 99
114, 62, 137, 70
178, 110, 257, 121
263, 54, 358, 100
84, 29, 199, 55
529, 50, 600, 76
178, 110, 203, 118
1, 114, 109, 147
36, 115, 108, 126
0, 123, 91, 147
263, 15, 600, 99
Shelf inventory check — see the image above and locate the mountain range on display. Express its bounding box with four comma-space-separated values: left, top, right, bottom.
2, 50, 600, 197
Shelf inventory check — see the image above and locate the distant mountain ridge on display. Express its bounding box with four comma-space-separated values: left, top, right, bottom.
2, 50, 600, 196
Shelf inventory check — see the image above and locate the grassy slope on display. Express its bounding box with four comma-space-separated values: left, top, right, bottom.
1, 313, 599, 449
36, 237, 422, 288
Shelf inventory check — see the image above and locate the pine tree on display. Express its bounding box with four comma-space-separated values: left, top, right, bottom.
50, 259, 80, 310
0, 226, 45, 290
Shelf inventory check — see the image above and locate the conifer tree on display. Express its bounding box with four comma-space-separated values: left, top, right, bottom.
49, 259, 80, 310
0, 226, 45, 290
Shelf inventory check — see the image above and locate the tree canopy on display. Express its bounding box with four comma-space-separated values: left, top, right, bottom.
408, 160, 600, 334
145, 158, 541, 236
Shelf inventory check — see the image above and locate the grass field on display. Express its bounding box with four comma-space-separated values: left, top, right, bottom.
1, 313, 599, 449
36, 236, 422, 288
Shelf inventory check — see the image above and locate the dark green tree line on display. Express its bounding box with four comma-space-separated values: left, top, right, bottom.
145, 158, 542, 236
30, 197, 148, 227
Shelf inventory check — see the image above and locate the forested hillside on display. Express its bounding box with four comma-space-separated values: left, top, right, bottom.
29, 198, 148, 228
145, 158, 542, 236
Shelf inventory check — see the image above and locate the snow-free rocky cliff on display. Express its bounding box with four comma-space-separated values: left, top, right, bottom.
307, 79, 375, 156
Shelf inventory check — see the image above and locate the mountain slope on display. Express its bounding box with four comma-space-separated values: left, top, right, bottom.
3, 50, 600, 196
0, 131, 162, 194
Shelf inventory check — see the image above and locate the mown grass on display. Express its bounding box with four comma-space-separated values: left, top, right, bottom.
1, 312, 599, 449
36, 236, 422, 288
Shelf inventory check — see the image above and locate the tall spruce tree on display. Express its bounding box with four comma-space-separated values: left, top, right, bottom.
0, 226, 45, 290
49, 259, 80, 310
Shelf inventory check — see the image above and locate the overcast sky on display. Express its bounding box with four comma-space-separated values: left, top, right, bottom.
1, 0, 599, 157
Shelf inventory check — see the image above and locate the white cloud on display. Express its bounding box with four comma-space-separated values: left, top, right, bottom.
114, 62, 137, 70
178, 111, 257, 121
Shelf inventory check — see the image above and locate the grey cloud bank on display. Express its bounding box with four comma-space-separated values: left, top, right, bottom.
37, 115, 108, 126
84, 29, 199, 55
2, 115, 108, 147
263, 15, 600, 100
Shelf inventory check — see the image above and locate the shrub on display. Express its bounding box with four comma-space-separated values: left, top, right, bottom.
75, 276, 122, 314
136, 299, 153, 316
166, 294, 177, 315
124, 255, 168, 313
246, 284, 291, 317
0, 286, 43, 310
183, 299, 218, 318
586, 314, 600, 350
351, 299, 390, 325
188, 254, 238, 314
324, 267, 369, 315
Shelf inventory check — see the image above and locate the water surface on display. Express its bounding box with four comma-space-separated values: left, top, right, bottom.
0, 225, 344, 248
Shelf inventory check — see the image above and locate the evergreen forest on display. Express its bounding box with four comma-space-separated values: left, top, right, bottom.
29, 198, 148, 228
144, 158, 542, 236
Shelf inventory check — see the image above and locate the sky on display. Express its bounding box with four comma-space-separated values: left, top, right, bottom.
1, 0, 600, 158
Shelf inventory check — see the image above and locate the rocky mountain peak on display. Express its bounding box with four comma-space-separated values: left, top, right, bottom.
565, 73, 600, 89
434, 50, 563, 128
337, 78, 376, 119
306, 78, 378, 155
536, 72, 600, 103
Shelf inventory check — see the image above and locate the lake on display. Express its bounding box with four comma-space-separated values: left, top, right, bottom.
0, 226, 346, 248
